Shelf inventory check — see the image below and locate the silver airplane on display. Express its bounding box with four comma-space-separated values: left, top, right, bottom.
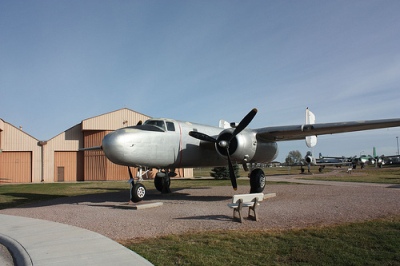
87, 108, 400, 202
303, 152, 355, 173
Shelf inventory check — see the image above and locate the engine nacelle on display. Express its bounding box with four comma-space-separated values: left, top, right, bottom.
304, 151, 314, 164
215, 129, 278, 164
215, 129, 257, 162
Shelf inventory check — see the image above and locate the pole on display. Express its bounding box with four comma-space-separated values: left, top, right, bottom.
397, 136, 399, 155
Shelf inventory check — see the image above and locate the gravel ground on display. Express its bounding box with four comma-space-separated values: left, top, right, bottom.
1, 179, 399, 242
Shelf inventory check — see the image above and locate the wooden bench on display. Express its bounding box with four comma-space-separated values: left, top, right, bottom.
227, 193, 264, 223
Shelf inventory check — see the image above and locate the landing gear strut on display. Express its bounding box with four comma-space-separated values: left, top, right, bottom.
128, 167, 146, 202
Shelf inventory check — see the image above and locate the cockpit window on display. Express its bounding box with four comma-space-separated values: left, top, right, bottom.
143, 120, 166, 131
166, 122, 175, 131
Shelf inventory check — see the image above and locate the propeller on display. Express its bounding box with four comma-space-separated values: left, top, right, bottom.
189, 108, 258, 190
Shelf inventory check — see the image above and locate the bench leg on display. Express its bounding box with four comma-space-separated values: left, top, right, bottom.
233, 199, 243, 223
248, 198, 259, 221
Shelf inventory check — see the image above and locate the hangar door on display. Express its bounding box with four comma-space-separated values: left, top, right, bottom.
0, 151, 32, 183
54, 151, 83, 182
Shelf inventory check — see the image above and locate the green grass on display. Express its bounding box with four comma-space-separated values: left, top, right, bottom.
194, 166, 299, 178
0, 181, 128, 209
124, 217, 400, 265
301, 165, 400, 184
1, 177, 400, 265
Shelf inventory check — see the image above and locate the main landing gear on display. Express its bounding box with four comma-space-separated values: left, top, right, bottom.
249, 168, 266, 193
154, 171, 172, 193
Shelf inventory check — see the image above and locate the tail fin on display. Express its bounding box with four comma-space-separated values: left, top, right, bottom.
305, 107, 317, 148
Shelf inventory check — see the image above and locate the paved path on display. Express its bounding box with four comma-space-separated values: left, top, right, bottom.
266, 175, 400, 188
0, 214, 153, 266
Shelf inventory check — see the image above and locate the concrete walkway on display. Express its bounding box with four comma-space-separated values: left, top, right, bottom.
267, 175, 400, 188
0, 214, 153, 266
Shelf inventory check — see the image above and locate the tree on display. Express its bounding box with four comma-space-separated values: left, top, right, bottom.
210, 165, 240, 180
285, 150, 303, 165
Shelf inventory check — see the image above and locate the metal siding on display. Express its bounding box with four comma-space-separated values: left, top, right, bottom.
0, 122, 41, 183
44, 124, 83, 183
84, 150, 107, 181
83, 131, 107, 181
54, 151, 83, 182
1, 110, 193, 183
84, 130, 107, 147
48, 124, 82, 150
0, 151, 31, 183
82, 109, 150, 131
0, 119, 3, 148
172, 168, 192, 178
2, 122, 39, 150
106, 162, 134, 181
184, 168, 193, 178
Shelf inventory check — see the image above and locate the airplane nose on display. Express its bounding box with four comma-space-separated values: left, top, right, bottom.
102, 130, 127, 165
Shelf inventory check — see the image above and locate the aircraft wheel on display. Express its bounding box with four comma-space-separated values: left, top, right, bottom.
318, 167, 322, 173
130, 183, 146, 203
154, 172, 171, 193
154, 175, 163, 192
250, 168, 266, 193
162, 174, 171, 193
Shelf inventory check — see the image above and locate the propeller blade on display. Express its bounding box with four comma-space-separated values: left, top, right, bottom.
228, 108, 258, 143
189, 131, 217, 143
232, 108, 258, 138
226, 150, 237, 190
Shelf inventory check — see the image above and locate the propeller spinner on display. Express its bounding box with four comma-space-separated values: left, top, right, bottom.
189, 108, 258, 190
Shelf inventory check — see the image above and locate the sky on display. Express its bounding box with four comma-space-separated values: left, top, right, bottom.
1, 0, 400, 162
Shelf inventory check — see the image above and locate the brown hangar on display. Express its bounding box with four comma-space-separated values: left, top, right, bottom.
0, 108, 193, 183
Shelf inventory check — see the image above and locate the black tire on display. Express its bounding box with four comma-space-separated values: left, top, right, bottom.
154, 172, 171, 193
130, 183, 146, 202
154, 175, 163, 192
249, 168, 266, 193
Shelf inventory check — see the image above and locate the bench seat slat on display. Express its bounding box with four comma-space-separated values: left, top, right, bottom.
231, 193, 264, 203
227, 193, 264, 223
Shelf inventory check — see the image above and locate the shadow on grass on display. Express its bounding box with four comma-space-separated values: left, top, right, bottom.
0, 186, 233, 210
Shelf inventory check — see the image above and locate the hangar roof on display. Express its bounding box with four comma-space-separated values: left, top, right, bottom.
81, 108, 150, 131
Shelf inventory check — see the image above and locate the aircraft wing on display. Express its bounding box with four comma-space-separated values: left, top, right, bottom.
254, 118, 400, 142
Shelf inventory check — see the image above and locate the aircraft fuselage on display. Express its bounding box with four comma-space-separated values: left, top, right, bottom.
102, 118, 278, 169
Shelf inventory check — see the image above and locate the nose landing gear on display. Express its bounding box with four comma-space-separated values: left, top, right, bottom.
128, 167, 146, 203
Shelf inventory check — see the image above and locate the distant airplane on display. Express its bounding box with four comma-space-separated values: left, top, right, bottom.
83, 108, 400, 202
380, 155, 400, 166
303, 152, 355, 173
353, 147, 380, 168
371, 147, 400, 168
